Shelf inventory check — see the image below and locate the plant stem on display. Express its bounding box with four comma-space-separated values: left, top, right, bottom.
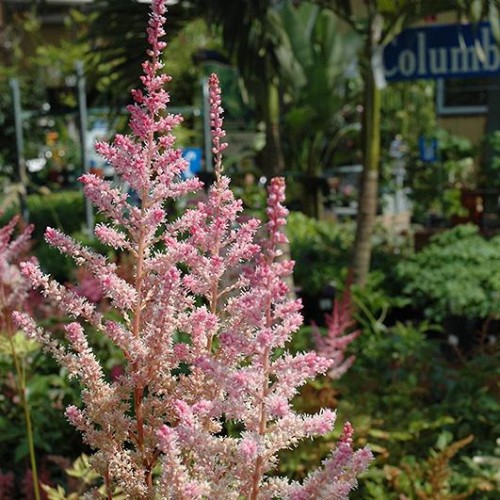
104, 467, 113, 500
130, 125, 155, 490
6, 315, 41, 500
132, 227, 146, 456
249, 291, 273, 500
249, 345, 271, 500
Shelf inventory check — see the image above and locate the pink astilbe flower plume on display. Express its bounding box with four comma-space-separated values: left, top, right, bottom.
313, 288, 360, 380
0, 217, 34, 319
0, 218, 46, 499
14, 0, 372, 497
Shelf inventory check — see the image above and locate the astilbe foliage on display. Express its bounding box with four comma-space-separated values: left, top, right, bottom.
14, 1, 372, 497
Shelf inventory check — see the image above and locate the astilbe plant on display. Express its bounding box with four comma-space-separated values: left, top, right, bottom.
0, 216, 41, 500
14, 1, 372, 498
313, 289, 360, 380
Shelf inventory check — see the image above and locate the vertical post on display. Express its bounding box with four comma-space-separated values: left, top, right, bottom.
202, 77, 213, 172
394, 158, 406, 214
10, 78, 29, 221
76, 60, 94, 236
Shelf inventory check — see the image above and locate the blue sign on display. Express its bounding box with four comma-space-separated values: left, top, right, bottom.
384, 22, 500, 81
181, 147, 202, 178
419, 137, 438, 163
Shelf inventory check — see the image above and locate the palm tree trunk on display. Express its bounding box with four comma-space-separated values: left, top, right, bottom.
262, 81, 285, 177
302, 179, 322, 219
352, 62, 381, 287
302, 134, 323, 219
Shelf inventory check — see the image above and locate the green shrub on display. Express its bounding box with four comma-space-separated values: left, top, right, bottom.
281, 281, 500, 498
396, 224, 500, 320
0, 190, 86, 240
287, 212, 412, 296
341, 321, 500, 498
287, 212, 354, 294
28, 191, 86, 239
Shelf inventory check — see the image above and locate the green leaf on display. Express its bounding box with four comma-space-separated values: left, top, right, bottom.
436, 430, 454, 450
14, 438, 29, 462
0, 332, 40, 356
377, 0, 400, 13
41, 484, 71, 500
471, 0, 484, 21
489, 2, 500, 41
66, 454, 100, 484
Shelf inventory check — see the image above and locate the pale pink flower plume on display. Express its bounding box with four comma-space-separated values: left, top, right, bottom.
0, 216, 35, 326
13, 0, 372, 497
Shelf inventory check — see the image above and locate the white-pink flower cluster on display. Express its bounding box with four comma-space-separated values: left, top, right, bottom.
0, 216, 34, 329
13, 0, 372, 497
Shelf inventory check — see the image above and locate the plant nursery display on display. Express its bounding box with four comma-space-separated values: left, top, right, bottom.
9, 1, 371, 498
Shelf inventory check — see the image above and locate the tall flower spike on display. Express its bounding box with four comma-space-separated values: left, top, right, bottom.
264, 176, 289, 258
208, 73, 228, 178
